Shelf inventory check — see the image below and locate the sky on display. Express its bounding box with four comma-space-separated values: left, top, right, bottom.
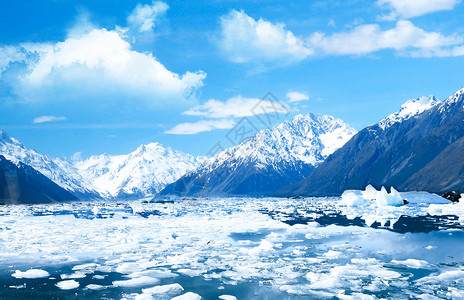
1, 0, 464, 158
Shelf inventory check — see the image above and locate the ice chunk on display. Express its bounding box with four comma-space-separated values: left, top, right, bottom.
362, 184, 378, 200
130, 269, 178, 279
219, 296, 237, 300
56, 280, 79, 290
116, 262, 146, 274
85, 284, 105, 290
12, 269, 49, 279
142, 283, 184, 295
171, 292, 202, 300
113, 276, 159, 287
135, 294, 155, 300
60, 272, 86, 279
340, 190, 369, 207
341, 186, 404, 207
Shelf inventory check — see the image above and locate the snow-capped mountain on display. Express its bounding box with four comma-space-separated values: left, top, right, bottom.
160, 113, 357, 196
377, 96, 440, 130
0, 131, 200, 199
0, 130, 98, 198
0, 155, 77, 204
75, 143, 200, 198
283, 87, 464, 196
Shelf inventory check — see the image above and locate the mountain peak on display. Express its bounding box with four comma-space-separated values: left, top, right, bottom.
0, 130, 12, 143
378, 95, 440, 130
444, 86, 464, 104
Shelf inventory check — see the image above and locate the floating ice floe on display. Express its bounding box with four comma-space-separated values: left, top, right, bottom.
142, 283, 184, 295
340, 185, 404, 207
12, 269, 49, 279
171, 292, 202, 300
56, 280, 79, 290
113, 276, 159, 287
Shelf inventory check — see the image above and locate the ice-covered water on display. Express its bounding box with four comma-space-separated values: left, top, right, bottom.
1, 196, 464, 299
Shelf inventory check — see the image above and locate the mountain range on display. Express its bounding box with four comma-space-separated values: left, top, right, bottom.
281, 88, 464, 196
2, 86, 464, 203
0, 131, 199, 201
0, 155, 77, 204
160, 113, 356, 196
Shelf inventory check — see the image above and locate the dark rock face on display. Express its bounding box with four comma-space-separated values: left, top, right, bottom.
160, 113, 355, 197
280, 88, 464, 196
0, 155, 77, 204
161, 160, 315, 197
441, 191, 461, 203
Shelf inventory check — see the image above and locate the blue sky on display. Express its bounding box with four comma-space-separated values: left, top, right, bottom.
1, 0, 464, 158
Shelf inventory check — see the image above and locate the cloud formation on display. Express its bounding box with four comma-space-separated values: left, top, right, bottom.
218, 10, 464, 63
308, 20, 462, 57
165, 119, 235, 135
183, 95, 289, 118
287, 91, 309, 102
127, 1, 169, 33
377, 0, 460, 20
8, 28, 205, 106
0, 46, 24, 75
33, 115, 67, 124
218, 10, 312, 63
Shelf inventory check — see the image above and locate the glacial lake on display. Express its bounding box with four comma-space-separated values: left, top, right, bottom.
0, 196, 463, 299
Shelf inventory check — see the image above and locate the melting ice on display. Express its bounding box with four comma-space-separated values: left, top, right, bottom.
0, 195, 464, 299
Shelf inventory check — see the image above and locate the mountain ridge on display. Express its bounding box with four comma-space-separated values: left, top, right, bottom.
278, 89, 464, 196
160, 113, 357, 196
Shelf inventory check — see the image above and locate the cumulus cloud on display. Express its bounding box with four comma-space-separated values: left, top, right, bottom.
11, 28, 205, 106
287, 91, 309, 102
165, 119, 235, 135
33, 115, 67, 124
308, 20, 462, 57
127, 1, 169, 33
218, 10, 312, 63
183, 95, 289, 118
217, 10, 464, 63
378, 0, 460, 20
0, 46, 24, 75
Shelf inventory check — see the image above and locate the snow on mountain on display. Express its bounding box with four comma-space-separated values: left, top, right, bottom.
160, 113, 357, 196
75, 143, 200, 198
284, 87, 464, 196
0, 130, 97, 197
0, 131, 199, 199
378, 95, 441, 130
209, 113, 357, 168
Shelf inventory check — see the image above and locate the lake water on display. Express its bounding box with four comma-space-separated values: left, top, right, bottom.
0, 196, 463, 299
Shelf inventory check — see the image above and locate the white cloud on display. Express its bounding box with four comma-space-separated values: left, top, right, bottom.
33, 115, 67, 124
218, 10, 312, 63
0, 46, 24, 75
14, 28, 205, 105
128, 1, 169, 33
165, 119, 235, 135
287, 91, 309, 102
218, 10, 464, 63
378, 0, 460, 20
183, 95, 289, 118
308, 20, 462, 57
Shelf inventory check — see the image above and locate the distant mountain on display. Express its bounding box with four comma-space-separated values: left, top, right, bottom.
0, 130, 98, 199
75, 143, 200, 198
160, 113, 357, 197
0, 131, 199, 200
280, 89, 464, 196
0, 155, 77, 204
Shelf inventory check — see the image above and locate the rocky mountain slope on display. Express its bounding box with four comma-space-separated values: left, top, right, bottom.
0, 155, 77, 204
160, 113, 356, 196
280, 90, 464, 196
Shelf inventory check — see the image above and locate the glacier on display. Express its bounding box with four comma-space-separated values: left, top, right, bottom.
0, 196, 463, 299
